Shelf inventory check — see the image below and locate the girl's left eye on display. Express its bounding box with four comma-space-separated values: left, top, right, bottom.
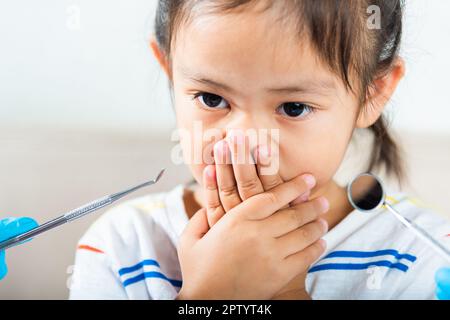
193, 92, 229, 109
276, 102, 314, 120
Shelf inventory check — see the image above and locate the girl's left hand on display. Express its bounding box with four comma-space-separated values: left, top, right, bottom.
202, 130, 328, 299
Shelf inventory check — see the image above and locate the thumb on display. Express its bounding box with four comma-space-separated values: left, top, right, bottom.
180, 208, 209, 246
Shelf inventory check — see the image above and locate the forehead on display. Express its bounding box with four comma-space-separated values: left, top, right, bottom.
171, 4, 339, 90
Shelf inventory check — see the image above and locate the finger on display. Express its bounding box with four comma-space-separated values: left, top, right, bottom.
214, 140, 242, 211
254, 144, 312, 207
283, 239, 327, 275
290, 189, 311, 206
203, 165, 225, 227
232, 173, 316, 220
264, 197, 329, 237
254, 144, 293, 210
179, 208, 209, 248
254, 144, 284, 191
227, 130, 264, 200
276, 219, 328, 257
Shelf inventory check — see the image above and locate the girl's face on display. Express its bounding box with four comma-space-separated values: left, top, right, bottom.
168, 5, 362, 194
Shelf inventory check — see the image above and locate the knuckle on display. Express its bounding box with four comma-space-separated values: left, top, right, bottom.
237, 177, 260, 192
264, 191, 279, 206
219, 184, 238, 198
207, 198, 222, 210
301, 228, 311, 240
301, 222, 323, 242
205, 184, 218, 191
209, 207, 224, 220
288, 209, 304, 226
262, 178, 281, 191
304, 204, 322, 223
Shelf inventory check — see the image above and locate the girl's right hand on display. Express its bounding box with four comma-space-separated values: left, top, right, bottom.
176, 174, 328, 300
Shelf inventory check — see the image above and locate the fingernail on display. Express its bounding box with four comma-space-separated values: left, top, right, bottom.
214, 140, 229, 164
302, 174, 316, 189
319, 218, 328, 233
319, 197, 329, 213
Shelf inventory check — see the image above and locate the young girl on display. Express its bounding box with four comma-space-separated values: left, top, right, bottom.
69, 0, 450, 299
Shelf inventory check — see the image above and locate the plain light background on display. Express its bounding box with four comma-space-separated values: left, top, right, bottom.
0, 0, 450, 299
1, 0, 450, 134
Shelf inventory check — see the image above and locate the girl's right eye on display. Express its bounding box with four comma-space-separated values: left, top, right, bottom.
193, 92, 230, 110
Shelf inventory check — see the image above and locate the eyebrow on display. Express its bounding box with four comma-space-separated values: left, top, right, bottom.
181, 68, 336, 95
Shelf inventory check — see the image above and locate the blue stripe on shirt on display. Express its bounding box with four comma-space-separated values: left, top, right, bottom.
118, 259, 160, 276
322, 249, 417, 262
123, 271, 182, 288
118, 259, 182, 288
308, 260, 410, 273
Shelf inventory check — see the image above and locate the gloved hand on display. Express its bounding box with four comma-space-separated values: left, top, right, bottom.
435, 267, 450, 300
0, 217, 38, 280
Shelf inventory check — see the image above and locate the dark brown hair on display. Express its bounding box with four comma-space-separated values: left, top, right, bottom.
154, 0, 406, 183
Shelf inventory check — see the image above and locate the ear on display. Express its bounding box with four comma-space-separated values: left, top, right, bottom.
150, 37, 171, 78
356, 57, 405, 128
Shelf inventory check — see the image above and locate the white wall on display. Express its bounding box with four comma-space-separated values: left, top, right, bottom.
0, 0, 450, 134
0, 0, 174, 133
394, 0, 450, 134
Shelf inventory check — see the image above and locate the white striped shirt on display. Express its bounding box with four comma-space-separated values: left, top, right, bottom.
69, 184, 450, 299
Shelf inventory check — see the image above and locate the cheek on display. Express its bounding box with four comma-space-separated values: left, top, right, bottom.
279, 119, 354, 188
179, 134, 214, 174
173, 94, 194, 127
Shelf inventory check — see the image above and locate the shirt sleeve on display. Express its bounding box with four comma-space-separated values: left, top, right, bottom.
68, 203, 132, 299
69, 243, 128, 300
68, 196, 181, 300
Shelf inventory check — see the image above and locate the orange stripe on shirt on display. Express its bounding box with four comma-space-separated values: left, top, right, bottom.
77, 244, 104, 254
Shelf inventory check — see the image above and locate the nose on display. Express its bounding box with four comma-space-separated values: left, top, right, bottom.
222, 112, 279, 152
224, 111, 271, 134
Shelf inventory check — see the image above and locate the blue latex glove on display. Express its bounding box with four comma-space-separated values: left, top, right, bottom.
0, 217, 38, 280
435, 267, 450, 300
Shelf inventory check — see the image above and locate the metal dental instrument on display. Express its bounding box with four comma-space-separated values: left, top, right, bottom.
347, 172, 450, 264
0, 168, 165, 251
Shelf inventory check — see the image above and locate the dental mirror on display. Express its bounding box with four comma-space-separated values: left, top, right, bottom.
347, 173, 450, 264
